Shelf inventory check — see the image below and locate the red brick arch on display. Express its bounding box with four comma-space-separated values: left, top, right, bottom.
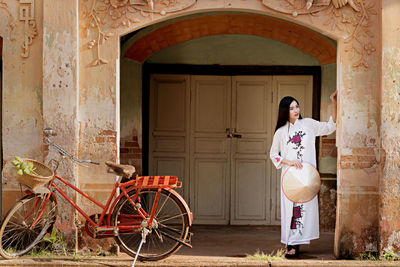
125, 14, 336, 64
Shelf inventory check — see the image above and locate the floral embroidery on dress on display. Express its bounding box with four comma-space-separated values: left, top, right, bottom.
290, 204, 305, 235
275, 157, 281, 163
287, 131, 306, 160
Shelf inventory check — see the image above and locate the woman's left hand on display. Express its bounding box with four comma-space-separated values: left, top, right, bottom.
330, 90, 337, 104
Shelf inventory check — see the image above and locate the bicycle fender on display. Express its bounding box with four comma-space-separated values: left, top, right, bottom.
163, 188, 193, 226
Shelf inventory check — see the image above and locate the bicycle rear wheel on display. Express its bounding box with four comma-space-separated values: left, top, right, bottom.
0, 194, 57, 259
112, 188, 190, 261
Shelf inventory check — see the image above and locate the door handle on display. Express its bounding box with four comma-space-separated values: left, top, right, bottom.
226, 128, 242, 138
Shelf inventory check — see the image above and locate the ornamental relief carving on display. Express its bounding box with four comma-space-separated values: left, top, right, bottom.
0, 0, 16, 41
80, 0, 376, 69
80, 0, 196, 66
19, 0, 37, 58
262, 0, 377, 69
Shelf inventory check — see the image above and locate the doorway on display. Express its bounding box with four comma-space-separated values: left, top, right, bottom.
146, 66, 319, 225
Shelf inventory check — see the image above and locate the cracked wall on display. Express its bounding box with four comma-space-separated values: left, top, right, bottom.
380, 0, 400, 255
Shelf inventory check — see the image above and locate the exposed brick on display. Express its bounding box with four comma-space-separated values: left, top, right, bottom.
352, 148, 375, 155
353, 162, 376, 168
340, 162, 351, 169
125, 141, 139, 148
99, 130, 116, 136
126, 154, 142, 159
356, 155, 377, 162
107, 137, 116, 143
340, 155, 357, 162
120, 148, 129, 153
95, 137, 105, 143
322, 138, 336, 144
129, 148, 142, 153
125, 14, 336, 65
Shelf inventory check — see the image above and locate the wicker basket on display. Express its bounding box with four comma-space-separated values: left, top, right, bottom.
16, 159, 54, 190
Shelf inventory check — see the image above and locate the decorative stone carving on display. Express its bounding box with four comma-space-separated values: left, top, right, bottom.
262, 0, 359, 15
262, 0, 376, 69
81, 0, 196, 66
0, 0, 16, 40
19, 0, 37, 58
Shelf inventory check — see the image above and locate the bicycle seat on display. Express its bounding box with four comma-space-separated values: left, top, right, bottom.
105, 161, 136, 179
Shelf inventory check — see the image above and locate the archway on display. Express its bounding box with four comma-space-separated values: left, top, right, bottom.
119, 11, 338, 245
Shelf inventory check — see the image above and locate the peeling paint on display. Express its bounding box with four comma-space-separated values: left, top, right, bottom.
383, 231, 400, 253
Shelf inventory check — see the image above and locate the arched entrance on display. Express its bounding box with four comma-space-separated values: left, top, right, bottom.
119, 12, 338, 229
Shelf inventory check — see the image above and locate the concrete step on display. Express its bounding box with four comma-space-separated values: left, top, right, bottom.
0, 257, 400, 267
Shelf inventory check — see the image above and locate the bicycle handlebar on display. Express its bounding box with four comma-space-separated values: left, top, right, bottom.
44, 129, 100, 166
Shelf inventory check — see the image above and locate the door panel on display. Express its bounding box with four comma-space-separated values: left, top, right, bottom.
234, 160, 266, 219
149, 74, 190, 200
231, 76, 272, 225
194, 159, 227, 218
190, 76, 231, 224
271, 76, 313, 225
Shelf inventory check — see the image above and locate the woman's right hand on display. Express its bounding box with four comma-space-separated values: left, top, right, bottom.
289, 160, 303, 169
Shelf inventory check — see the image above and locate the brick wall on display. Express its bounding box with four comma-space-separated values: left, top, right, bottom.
125, 14, 336, 64
319, 136, 337, 232
120, 136, 142, 175
321, 136, 337, 158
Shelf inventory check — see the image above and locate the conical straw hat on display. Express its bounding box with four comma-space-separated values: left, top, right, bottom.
282, 162, 321, 203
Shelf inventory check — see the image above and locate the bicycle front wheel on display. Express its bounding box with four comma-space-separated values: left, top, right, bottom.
0, 194, 58, 259
112, 188, 190, 261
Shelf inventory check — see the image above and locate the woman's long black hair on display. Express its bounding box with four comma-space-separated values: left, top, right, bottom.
274, 96, 302, 133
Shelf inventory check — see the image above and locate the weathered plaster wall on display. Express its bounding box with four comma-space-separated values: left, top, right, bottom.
380, 0, 400, 255
42, 0, 80, 246
1, 0, 44, 216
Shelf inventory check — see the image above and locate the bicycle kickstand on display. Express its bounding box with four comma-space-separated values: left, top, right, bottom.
131, 228, 150, 267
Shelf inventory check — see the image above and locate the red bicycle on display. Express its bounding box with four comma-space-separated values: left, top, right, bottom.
0, 128, 193, 261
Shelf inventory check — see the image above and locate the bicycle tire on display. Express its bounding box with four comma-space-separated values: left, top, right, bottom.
111, 188, 190, 261
0, 193, 58, 259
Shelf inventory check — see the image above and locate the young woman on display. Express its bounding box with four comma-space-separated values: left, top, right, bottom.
269, 91, 337, 258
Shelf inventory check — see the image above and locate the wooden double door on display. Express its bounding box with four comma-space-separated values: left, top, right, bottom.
149, 74, 312, 225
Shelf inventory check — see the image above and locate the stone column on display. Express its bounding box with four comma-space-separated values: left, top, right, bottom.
334, 3, 381, 258
380, 0, 400, 255
42, 0, 80, 249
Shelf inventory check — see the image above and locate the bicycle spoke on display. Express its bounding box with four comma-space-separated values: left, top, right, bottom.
158, 213, 188, 224
113, 189, 189, 260
0, 195, 57, 258
155, 191, 172, 218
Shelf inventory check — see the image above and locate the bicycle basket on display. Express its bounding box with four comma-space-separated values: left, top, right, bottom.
16, 159, 54, 190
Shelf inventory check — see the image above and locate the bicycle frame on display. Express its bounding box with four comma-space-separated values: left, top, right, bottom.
33, 174, 185, 234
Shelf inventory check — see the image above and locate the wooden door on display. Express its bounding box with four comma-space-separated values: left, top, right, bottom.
230, 76, 272, 225
190, 76, 231, 224
149, 74, 190, 200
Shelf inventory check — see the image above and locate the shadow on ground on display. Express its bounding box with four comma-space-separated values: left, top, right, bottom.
176, 225, 335, 260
